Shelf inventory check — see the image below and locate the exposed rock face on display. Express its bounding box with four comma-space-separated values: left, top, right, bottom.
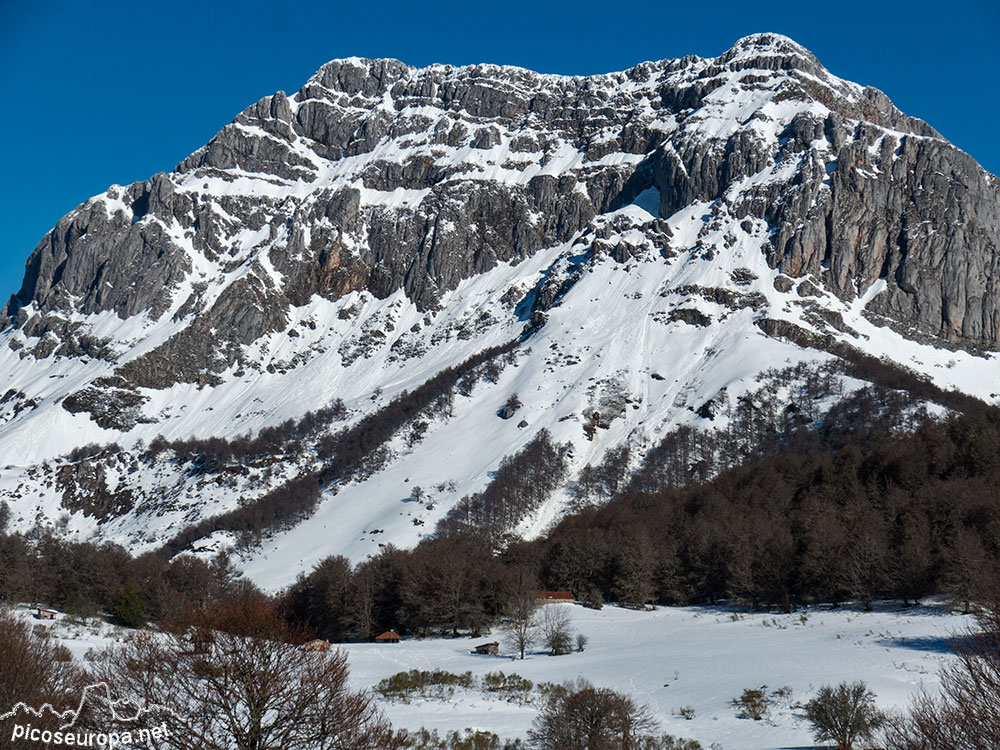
752, 117, 1000, 344
4, 32, 999, 405
6, 35, 1000, 572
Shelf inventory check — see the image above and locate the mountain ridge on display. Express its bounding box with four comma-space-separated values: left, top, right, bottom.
1, 33, 998, 588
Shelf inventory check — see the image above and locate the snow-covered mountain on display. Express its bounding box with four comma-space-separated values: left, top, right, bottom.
3, 33, 999, 590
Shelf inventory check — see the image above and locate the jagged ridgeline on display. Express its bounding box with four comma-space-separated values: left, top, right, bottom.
1, 33, 999, 586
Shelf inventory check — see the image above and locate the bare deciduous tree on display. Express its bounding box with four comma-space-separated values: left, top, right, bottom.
881, 597, 1000, 749
942, 527, 991, 614
539, 605, 573, 656
86, 598, 403, 750
503, 594, 538, 659
528, 679, 659, 750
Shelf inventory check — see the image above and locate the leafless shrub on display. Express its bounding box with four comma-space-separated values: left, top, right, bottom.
881, 597, 1000, 750
85, 598, 404, 750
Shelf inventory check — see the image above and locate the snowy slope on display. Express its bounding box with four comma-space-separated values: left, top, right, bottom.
0, 34, 998, 585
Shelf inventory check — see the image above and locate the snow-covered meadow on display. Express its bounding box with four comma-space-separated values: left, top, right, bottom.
8, 598, 972, 749
338, 601, 970, 749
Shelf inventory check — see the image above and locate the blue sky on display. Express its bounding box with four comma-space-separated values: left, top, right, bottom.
1, 0, 997, 302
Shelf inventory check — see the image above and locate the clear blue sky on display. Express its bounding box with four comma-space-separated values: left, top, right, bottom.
1, 0, 997, 302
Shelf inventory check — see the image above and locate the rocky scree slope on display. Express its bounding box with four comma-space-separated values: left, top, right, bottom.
1, 33, 999, 584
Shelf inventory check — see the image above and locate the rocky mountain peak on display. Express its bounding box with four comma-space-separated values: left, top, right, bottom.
720, 32, 821, 67
309, 56, 412, 95
1, 34, 999, 430
2, 35, 1000, 582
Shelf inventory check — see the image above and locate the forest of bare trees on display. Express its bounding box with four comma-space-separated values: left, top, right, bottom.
0, 521, 259, 626
5, 393, 1000, 643
284, 401, 1000, 637
439, 429, 572, 539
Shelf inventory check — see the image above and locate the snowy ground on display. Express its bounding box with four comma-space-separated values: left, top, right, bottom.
6, 599, 971, 750
7, 604, 127, 661
338, 601, 970, 749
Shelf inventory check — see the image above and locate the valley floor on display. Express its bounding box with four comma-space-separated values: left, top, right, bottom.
10, 600, 970, 750
340, 601, 970, 750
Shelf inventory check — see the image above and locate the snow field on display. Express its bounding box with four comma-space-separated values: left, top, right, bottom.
5, 597, 972, 750
340, 601, 971, 750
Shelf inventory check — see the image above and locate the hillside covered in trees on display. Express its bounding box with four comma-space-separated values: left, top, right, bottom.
285, 399, 1000, 640
3, 387, 998, 643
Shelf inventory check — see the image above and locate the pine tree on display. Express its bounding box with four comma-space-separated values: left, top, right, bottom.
112, 583, 149, 628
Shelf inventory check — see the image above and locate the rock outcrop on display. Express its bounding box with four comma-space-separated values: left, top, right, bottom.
4, 35, 1000, 569
4, 32, 999, 403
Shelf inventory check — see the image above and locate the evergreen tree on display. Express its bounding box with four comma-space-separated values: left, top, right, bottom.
112, 584, 149, 628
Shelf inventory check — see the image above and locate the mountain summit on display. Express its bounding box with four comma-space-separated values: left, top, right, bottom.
2, 35, 998, 588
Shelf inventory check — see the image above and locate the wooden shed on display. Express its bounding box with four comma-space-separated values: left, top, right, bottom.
375, 629, 402, 643
472, 641, 499, 655
532, 591, 575, 605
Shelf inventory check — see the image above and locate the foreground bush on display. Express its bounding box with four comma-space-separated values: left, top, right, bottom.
0, 608, 87, 750
87, 597, 403, 750
375, 669, 476, 702
804, 681, 881, 750
731, 687, 771, 721
528, 679, 700, 750
401, 728, 525, 749
482, 671, 533, 702
882, 597, 1000, 749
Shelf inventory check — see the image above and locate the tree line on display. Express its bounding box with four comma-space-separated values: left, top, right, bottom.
580, 370, 928, 504
314, 341, 519, 484
155, 340, 520, 555
539, 404, 1000, 610
439, 429, 572, 539
9, 399, 998, 640
145, 397, 348, 470
10, 354, 1000, 642
0, 513, 259, 628
285, 402, 1000, 639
